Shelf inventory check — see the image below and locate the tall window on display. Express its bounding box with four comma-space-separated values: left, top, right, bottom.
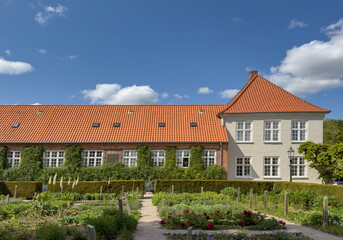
264, 157, 280, 177
176, 150, 190, 168
292, 156, 306, 177
81, 151, 103, 167
202, 150, 216, 167
123, 150, 137, 167
292, 121, 306, 142
264, 121, 280, 142
7, 151, 20, 167
152, 150, 165, 167
237, 122, 252, 142
43, 151, 65, 167
236, 157, 251, 177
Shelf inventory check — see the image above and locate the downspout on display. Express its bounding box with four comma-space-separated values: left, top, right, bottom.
220, 142, 223, 166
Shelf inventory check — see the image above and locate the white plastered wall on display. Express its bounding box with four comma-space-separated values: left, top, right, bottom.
223, 112, 325, 183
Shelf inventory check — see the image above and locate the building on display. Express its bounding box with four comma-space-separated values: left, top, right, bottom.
0, 71, 330, 182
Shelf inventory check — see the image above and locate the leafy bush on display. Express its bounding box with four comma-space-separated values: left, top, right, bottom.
35, 223, 67, 240
0, 181, 42, 198
202, 165, 226, 180
18, 146, 44, 181
64, 145, 83, 174
220, 187, 238, 197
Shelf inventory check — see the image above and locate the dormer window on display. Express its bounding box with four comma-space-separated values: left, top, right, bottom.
12, 123, 20, 128
113, 123, 121, 128
92, 123, 100, 128
190, 122, 197, 127
158, 122, 165, 127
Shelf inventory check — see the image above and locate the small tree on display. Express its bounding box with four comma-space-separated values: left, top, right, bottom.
298, 141, 343, 183
0, 146, 8, 170
19, 146, 45, 181
64, 145, 83, 174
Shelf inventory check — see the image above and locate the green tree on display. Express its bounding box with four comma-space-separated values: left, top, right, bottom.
298, 141, 343, 183
323, 119, 343, 145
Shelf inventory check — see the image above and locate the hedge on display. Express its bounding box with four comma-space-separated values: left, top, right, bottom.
154, 179, 343, 205
47, 180, 145, 194
0, 181, 42, 198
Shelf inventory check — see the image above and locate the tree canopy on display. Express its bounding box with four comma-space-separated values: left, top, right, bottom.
324, 119, 343, 145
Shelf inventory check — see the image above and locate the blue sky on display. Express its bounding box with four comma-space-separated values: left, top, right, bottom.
1, 0, 343, 119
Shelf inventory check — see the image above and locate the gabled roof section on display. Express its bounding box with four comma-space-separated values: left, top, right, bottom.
0, 105, 228, 144
218, 73, 330, 116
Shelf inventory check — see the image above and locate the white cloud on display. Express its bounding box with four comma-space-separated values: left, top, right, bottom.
220, 89, 239, 99
0, 58, 34, 75
198, 87, 213, 94
174, 93, 189, 99
233, 17, 245, 23
267, 19, 343, 96
5, 50, 11, 56
31, 103, 41, 105
36, 48, 47, 54
35, 4, 67, 26
160, 92, 169, 98
66, 55, 77, 60
288, 19, 308, 30
82, 84, 159, 105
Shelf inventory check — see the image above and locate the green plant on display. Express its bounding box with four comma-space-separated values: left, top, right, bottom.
136, 145, 152, 168
220, 187, 238, 197
0, 181, 42, 198
35, 223, 67, 240
0, 146, 8, 170
202, 165, 226, 180
18, 146, 45, 181
63, 145, 83, 175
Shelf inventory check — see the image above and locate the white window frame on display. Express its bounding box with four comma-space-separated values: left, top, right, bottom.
176, 150, 190, 168
263, 156, 280, 178
291, 121, 307, 142
236, 121, 252, 142
292, 156, 307, 178
235, 157, 251, 178
152, 150, 165, 167
7, 151, 20, 167
43, 151, 65, 167
202, 150, 216, 168
264, 121, 280, 142
122, 150, 137, 167
81, 150, 103, 167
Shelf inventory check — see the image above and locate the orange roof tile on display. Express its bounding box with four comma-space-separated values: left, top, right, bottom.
218, 74, 330, 116
0, 105, 228, 144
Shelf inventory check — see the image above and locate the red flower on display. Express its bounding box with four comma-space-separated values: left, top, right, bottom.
226, 211, 231, 216
246, 211, 252, 217
207, 223, 214, 230
180, 222, 186, 228
184, 209, 189, 214
160, 220, 165, 225
193, 213, 197, 216
254, 209, 257, 211
238, 219, 244, 225
215, 210, 221, 214
242, 210, 247, 215
167, 215, 171, 219
187, 221, 192, 226
279, 220, 286, 225
205, 215, 210, 220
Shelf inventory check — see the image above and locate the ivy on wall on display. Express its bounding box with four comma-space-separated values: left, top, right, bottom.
164, 146, 177, 169
0, 146, 8, 170
64, 145, 83, 174
136, 145, 152, 168
19, 146, 45, 181
184, 145, 205, 179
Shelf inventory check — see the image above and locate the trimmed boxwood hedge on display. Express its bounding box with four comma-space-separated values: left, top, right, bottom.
154, 179, 343, 205
47, 180, 145, 194
0, 181, 42, 198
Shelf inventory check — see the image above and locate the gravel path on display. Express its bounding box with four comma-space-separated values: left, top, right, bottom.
132, 192, 166, 240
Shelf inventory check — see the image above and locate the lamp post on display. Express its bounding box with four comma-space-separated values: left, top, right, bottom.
287, 146, 295, 182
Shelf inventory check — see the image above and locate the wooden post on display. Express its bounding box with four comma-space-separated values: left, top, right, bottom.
14, 185, 17, 199
34, 192, 37, 201
100, 186, 103, 201
5, 194, 9, 204
323, 197, 329, 228
172, 185, 174, 194
122, 185, 124, 197
264, 190, 268, 208
186, 227, 192, 240
118, 199, 123, 215
284, 192, 289, 216
123, 192, 131, 215
136, 187, 139, 202
60, 186, 63, 194
67, 201, 71, 208
201, 186, 203, 193
237, 187, 240, 203
87, 225, 96, 240
173, 209, 176, 217
249, 189, 253, 209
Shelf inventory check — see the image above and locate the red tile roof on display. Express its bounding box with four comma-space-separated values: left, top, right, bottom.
0, 105, 228, 144
218, 74, 330, 116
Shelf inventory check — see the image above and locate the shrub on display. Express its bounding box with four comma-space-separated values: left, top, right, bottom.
137, 145, 152, 168
18, 146, 44, 181
221, 187, 238, 197
63, 145, 83, 174
35, 223, 67, 240
0, 181, 42, 198
202, 165, 226, 180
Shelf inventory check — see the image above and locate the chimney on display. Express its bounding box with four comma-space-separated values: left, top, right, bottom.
249, 70, 258, 82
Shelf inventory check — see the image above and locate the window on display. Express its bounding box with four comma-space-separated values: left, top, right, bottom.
43, 151, 65, 167
202, 150, 216, 167
7, 151, 20, 167
176, 150, 190, 168
81, 151, 103, 167
158, 122, 165, 127
190, 122, 197, 127
264, 157, 280, 177
12, 123, 20, 128
236, 157, 251, 177
292, 121, 307, 142
237, 122, 252, 142
92, 123, 100, 127
113, 123, 120, 127
292, 156, 306, 177
122, 150, 137, 167
152, 150, 165, 166
264, 121, 280, 142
